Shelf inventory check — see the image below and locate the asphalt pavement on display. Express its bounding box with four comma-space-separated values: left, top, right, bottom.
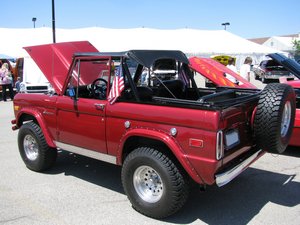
0, 98, 299, 225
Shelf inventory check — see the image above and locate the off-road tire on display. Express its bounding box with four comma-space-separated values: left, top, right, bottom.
254, 83, 296, 154
121, 147, 190, 219
18, 122, 57, 171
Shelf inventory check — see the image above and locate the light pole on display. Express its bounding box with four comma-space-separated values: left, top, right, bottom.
221, 22, 230, 30
52, 0, 56, 43
32, 17, 37, 28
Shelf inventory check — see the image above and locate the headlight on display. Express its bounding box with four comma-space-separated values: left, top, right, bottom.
48, 83, 55, 93
19, 83, 26, 93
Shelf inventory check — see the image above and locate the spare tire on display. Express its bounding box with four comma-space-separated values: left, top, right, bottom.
254, 83, 295, 154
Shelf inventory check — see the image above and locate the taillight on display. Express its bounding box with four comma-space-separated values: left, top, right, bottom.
216, 130, 224, 160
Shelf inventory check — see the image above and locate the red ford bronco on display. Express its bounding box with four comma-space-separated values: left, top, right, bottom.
12, 41, 296, 219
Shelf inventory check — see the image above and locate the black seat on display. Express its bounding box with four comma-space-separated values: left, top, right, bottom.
137, 86, 153, 101
157, 80, 185, 98
121, 86, 153, 102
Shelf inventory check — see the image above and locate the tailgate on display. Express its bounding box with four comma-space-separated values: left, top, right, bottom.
219, 100, 257, 161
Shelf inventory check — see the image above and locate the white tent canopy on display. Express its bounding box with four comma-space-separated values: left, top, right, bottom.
0, 27, 279, 68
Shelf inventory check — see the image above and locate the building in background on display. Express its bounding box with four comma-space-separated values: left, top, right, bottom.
249, 34, 299, 57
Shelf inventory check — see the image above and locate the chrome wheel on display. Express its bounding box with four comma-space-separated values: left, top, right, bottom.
281, 101, 291, 137
122, 147, 190, 218
133, 166, 164, 203
23, 134, 39, 161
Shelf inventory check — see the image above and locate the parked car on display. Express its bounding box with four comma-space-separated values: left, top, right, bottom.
12, 41, 295, 219
17, 56, 53, 93
189, 56, 256, 89
1, 56, 53, 94
205, 55, 237, 87
266, 53, 300, 147
189, 55, 300, 147
294, 55, 300, 64
253, 55, 295, 83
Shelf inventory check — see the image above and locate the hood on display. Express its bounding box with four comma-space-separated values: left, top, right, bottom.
189, 57, 256, 89
267, 53, 300, 79
24, 41, 98, 95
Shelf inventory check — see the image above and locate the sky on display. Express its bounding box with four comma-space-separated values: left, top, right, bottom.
1, 0, 299, 39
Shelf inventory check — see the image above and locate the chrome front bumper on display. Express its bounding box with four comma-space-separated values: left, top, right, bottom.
215, 150, 262, 187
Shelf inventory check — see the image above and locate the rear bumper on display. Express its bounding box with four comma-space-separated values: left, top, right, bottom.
264, 75, 294, 80
215, 150, 263, 187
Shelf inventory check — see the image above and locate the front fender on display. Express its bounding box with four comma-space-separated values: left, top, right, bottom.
15, 107, 56, 148
117, 128, 204, 184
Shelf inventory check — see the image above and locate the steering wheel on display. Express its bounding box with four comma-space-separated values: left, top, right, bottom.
91, 78, 108, 99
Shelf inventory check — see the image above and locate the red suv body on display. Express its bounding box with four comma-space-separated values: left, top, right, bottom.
11, 42, 296, 219
189, 55, 300, 147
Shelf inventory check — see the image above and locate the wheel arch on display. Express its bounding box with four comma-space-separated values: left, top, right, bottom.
16, 108, 56, 148
117, 128, 202, 184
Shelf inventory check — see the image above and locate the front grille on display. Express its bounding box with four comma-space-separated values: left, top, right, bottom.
26, 86, 48, 91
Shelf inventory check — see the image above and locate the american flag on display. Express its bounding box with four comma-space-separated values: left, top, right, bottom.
108, 63, 124, 104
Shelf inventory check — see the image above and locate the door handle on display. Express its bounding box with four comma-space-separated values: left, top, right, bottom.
94, 103, 105, 110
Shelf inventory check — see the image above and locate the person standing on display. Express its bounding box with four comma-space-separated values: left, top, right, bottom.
226, 57, 238, 73
226, 57, 238, 84
240, 57, 253, 82
15, 77, 21, 92
0, 63, 14, 101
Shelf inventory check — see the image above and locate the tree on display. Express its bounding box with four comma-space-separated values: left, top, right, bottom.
292, 39, 300, 57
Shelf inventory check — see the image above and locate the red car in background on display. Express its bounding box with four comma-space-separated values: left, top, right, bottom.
253, 56, 295, 83
189, 56, 300, 147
